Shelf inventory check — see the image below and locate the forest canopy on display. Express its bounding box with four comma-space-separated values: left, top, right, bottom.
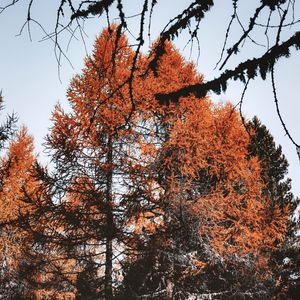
0, 25, 299, 299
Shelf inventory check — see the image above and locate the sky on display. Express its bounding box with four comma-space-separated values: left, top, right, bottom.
0, 1, 300, 196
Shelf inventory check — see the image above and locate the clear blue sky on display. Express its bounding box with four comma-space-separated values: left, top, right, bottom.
1, 1, 300, 196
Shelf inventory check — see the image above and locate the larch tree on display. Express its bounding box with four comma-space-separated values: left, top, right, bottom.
0, 127, 39, 298
41, 29, 205, 300
118, 41, 205, 299
123, 101, 289, 298
33, 25, 142, 299
119, 40, 290, 299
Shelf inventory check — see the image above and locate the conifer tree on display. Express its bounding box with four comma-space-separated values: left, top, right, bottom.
0, 127, 39, 298
0, 92, 16, 150
248, 116, 294, 209
11, 28, 294, 300
119, 42, 290, 299
274, 219, 300, 299
33, 25, 140, 299
247, 118, 300, 298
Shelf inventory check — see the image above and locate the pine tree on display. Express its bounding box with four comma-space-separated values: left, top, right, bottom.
245, 116, 299, 298
0, 91, 17, 150
247, 119, 300, 298
248, 116, 294, 209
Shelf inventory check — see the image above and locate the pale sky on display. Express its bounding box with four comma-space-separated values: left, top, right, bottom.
0, 1, 300, 196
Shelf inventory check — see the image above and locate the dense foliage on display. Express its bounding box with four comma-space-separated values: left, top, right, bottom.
0, 26, 298, 300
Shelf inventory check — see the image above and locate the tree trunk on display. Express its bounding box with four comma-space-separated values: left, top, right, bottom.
105, 134, 113, 300
166, 276, 174, 299
166, 239, 174, 299
105, 236, 113, 300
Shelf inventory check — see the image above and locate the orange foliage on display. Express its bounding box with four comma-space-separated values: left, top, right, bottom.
133, 40, 288, 263
64, 24, 137, 137
46, 26, 289, 287
158, 98, 287, 257
0, 127, 38, 271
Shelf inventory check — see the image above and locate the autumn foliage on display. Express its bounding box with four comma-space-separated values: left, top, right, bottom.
0, 127, 40, 296
0, 26, 296, 299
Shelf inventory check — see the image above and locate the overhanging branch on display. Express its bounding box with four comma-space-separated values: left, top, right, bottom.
156, 31, 300, 104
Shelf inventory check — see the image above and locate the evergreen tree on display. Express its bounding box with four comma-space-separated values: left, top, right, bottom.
0, 91, 17, 150
274, 225, 300, 299
248, 116, 294, 209
247, 116, 300, 299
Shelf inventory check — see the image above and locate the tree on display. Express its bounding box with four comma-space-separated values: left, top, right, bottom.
1, 0, 300, 147
117, 40, 205, 300
0, 127, 39, 299
2, 25, 295, 299
117, 40, 290, 299
246, 117, 300, 298
0, 91, 16, 150
248, 116, 295, 209
22, 25, 141, 299
273, 218, 300, 299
